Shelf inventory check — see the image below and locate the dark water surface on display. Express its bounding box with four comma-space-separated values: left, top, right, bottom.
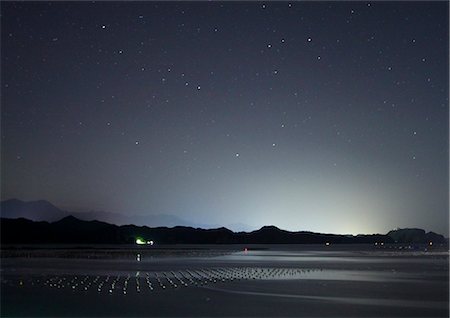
1, 244, 448, 317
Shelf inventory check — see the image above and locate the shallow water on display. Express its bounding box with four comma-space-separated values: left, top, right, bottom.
1, 245, 448, 317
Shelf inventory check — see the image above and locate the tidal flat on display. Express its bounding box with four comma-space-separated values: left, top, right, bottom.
1, 244, 448, 317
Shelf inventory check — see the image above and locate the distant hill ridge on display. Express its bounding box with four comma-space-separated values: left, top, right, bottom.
0, 215, 446, 245
0, 198, 249, 231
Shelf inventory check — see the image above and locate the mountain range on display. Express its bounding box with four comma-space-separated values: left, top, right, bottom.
1, 199, 446, 245
0, 215, 446, 245
0, 199, 252, 231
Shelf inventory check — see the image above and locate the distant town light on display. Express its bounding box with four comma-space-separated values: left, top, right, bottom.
136, 237, 154, 246
135, 238, 146, 245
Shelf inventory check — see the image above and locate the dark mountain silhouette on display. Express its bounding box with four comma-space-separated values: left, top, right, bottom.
1, 199, 65, 221
0, 199, 237, 229
1, 216, 446, 245
387, 228, 446, 244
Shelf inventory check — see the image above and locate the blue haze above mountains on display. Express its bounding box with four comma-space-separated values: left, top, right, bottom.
0, 199, 252, 231
1, 199, 447, 243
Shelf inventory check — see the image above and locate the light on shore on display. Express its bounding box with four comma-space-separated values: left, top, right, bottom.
136, 237, 154, 245
135, 238, 146, 245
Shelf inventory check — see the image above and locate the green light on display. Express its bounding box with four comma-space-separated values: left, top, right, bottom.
135, 237, 146, 245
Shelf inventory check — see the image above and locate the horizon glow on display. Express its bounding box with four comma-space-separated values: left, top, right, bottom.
1, 2, 448, 236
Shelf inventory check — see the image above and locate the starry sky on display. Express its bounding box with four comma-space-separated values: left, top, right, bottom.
1, 1, 448, 235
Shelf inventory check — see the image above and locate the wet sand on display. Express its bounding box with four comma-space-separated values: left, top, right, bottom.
1, 245, 448, 317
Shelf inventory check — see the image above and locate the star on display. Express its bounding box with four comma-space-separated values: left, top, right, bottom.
2, 0, 446, 239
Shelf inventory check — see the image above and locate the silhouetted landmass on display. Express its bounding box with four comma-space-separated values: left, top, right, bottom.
0, 216, 446, 245
1, 199, 65, 222
387, 228, 445, 244
0, 199, 249, 230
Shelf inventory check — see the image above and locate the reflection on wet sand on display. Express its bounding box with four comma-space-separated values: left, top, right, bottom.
1, 245, 448, 317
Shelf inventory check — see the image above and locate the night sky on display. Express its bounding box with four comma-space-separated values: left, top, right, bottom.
1, 2, 448, 235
